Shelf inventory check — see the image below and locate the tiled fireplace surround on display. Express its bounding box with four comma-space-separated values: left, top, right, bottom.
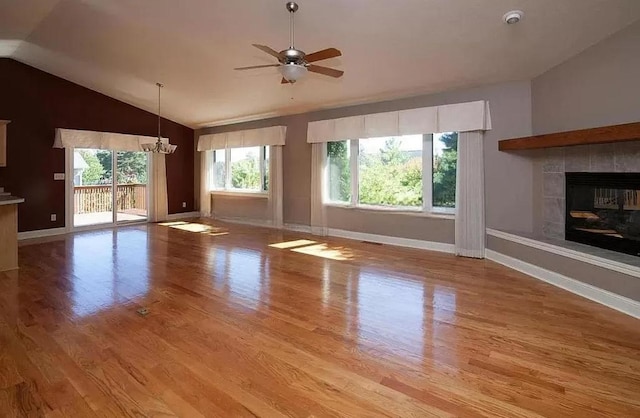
543, 141, 640, 240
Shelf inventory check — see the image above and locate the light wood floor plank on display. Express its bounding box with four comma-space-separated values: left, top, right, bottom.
0, 219, 638, 417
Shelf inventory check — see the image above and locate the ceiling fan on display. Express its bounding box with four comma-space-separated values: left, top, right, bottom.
234, 2, 344, 84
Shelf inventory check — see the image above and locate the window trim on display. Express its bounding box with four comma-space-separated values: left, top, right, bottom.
423, 134, 433, 212
323, 202, 455, 219
210, 146, 269, 194
324, 134, 456, 214
210, 190, 269, 198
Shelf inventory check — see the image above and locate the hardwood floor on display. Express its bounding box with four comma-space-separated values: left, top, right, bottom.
1, 219, 639, 417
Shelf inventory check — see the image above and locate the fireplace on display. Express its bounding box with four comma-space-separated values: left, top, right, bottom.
566, 173, 640, 256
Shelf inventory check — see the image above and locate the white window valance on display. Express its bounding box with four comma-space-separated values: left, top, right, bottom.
197, 125, 287, 151
53, 128, 169, 152
307, 100, 492, 143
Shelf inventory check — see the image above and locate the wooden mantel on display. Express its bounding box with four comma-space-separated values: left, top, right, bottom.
498, 121, 640, 151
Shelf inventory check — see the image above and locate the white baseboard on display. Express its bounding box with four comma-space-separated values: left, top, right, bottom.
327, 228, 455, 254
284, 223, 313, 233
487, 228, 640, 279
18, 227, 67, 241
486, 249, 640, 319
166, 211, 201, 221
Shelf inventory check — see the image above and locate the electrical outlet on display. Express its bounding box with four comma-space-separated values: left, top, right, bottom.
50, 214, 57, 222
182, 202, 187, 208
53, 173, 65, 180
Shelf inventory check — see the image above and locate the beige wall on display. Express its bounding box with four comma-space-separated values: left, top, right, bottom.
210, 194, 271, 221
196, 80, 533, 241
532, 20, 640, 135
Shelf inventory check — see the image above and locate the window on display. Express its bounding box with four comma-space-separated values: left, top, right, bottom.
432, 132, 458, 209
211, 146, 269, 193
327, 141, 351, 203
359, 135, 422, 208
325, 133, 457, 213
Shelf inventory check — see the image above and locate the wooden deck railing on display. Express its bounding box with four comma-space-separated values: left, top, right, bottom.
74, 184, 147, 214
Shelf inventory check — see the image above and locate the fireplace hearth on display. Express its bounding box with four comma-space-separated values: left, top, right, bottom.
566, 173, 640, 256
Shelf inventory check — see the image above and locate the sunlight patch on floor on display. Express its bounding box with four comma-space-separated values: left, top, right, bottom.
159, 221, 229, 235
269, 239, 317, 249
269, 239, 355, 261
291, 243, 355, 261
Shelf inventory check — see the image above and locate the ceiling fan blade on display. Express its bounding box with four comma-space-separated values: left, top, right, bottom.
307, 64, 344, 78
305, 48, 342, 63
252, 44, 282, 60
234, 64, 280, 70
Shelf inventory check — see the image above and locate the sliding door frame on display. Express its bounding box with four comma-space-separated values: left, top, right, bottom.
65, 148, 151, 233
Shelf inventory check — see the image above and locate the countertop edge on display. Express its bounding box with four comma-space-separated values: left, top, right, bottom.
0, 197, 25, 206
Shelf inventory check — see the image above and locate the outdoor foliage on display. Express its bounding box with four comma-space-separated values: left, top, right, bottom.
117, 152, 148, 184
231, 157, 261, 190
95, 151, 148, 184
96, 151, 113, 181
213, 147, 268, 191
359, 138, 422, 207
79, 150, 105, 185
327, 141, 351, 202
327, 133, 458, 208
433, 132, 457, 208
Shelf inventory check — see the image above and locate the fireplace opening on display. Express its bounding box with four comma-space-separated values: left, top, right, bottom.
566, 173, 640, 256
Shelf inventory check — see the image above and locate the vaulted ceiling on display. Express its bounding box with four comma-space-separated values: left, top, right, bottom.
2, 0, 640, 128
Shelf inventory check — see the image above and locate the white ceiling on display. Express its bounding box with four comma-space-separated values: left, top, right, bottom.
1, 0, 640, 128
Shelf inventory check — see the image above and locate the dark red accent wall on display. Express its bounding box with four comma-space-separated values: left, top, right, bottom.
0, 58, 194, 232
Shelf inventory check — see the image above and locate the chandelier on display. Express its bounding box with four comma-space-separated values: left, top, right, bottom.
142, 82, 177, 154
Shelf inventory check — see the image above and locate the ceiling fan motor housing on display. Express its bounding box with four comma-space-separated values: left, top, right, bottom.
281, 48, 305, 64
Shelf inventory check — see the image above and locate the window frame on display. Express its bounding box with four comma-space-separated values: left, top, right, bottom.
324, 134, 456, 215
210, 146, 269, 196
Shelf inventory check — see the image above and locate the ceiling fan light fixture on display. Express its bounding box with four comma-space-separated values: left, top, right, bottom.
280, 63, 307, 82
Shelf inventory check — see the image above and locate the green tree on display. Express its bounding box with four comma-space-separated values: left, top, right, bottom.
359, 138, 422, 207
327, 141, 351, 202
231, 156, 261, 189
433, 132, 458, 208
96, 151, 148, 184
96, 150, 113, 182
79, 150, 105, 185
117, 152, 148, 184
380, 138, 407, 165
439, 132, 458, 151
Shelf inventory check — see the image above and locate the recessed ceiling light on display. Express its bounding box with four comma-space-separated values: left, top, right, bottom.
503, 10, 524, 25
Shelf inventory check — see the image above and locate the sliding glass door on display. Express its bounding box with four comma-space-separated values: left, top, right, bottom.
115, 151, 148, 223
72, 149, 149, 228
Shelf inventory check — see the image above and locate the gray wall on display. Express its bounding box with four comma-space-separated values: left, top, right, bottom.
326, 207, 455, 244
488, 235, 640, 302
487, 21, 640, 304
196, 80, 533, 242
195, 113, 313, 225
532, 20, 640, 135
530, 19, 640, 236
